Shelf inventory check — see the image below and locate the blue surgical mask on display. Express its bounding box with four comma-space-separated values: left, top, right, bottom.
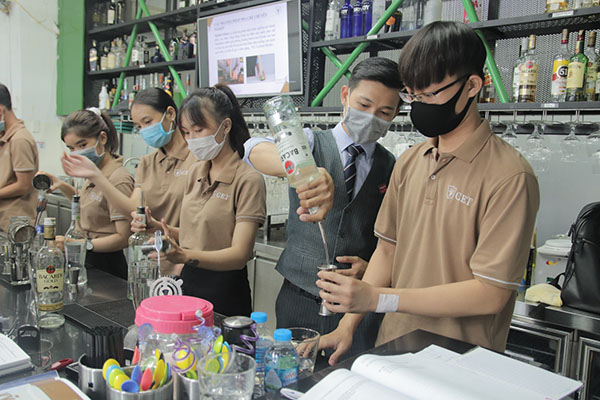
139, 112, 174, 148
72, 138, 105, 166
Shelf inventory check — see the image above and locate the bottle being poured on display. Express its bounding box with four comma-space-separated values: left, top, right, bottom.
263, 96, 334, 317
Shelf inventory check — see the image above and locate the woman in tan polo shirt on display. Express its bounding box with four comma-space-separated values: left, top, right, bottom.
48, 109, 134, 279
58, 89, 196, 274
133, 85, 266, 316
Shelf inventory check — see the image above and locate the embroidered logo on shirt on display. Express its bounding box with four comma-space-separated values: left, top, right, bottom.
174, 169, 189, 177
211, 191, 230, 201
90, 191, 103, 202
446, 185, 473, 206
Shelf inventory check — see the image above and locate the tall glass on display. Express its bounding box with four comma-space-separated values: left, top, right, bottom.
197, 352, 256, 400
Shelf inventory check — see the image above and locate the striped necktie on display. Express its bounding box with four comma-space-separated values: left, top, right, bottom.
344, 144, 364, 201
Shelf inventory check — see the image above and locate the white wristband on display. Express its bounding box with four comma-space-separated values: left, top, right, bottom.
376, 294, 399, 313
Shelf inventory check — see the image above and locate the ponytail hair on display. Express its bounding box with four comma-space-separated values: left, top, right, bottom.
178, 84, 249, 158
61, 108, 119, 154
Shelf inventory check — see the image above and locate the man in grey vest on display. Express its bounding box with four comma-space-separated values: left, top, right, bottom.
244, 57, 402, 363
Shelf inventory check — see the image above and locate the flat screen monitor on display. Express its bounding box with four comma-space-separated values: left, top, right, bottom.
197, 0, 303, 98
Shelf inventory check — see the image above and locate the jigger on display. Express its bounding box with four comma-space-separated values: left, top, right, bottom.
317, 264, 337, 316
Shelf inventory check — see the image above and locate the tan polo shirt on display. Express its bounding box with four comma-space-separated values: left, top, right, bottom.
135, 136, 196, 227
0, 120, 39, 231
373, 120, 539, 352
179, 149, 266, 252
80, 155, 134, 239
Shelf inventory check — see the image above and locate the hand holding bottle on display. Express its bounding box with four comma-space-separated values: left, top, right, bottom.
130, 206, 161, 233
296, 168, 334, 222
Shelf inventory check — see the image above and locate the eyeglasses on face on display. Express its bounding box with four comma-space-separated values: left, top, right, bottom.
399, 74, 470, 103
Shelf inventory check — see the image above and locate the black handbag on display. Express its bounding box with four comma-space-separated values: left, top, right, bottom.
560, 202, 600, 315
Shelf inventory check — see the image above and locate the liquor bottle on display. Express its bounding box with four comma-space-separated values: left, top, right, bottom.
114, 38, 124, 68
518, 35, 539, 103
352, 0, 363, 37
152, 46, 164, 63
89, 40, 98, 72
566, 30, 588, 102
512, 37, 528, 102
463, 0, 482, 23
574, 0, 594, 8
131, 37, 139, 66
392, 4, 402, 31
545, 0, 568, 12
414, 0, 425, 29
169, 37, 178, 61
107, 41, 117, 69
371, 0, 386, 29
479, 65, 496, 103
34, 218, 65, 329
64, 196, 88, 300
107, 1, 116, 25
325, 0, 341, 40
127, 207, 158, 307
584, 31, 598, 101
362, 0, 373, 34
116, 0, 126, 23
340, 0, 353, 38
99, 84, 109, 110
551, 29, 570, 102
262, 95, 320, 188
100, 46, 109, 70
401, 0, 415, 31
142, 37, 150, 65
423, 0, 442, 26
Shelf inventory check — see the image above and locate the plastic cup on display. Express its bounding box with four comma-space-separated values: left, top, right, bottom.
197, 352, 256, 400
288, 327, 320, 378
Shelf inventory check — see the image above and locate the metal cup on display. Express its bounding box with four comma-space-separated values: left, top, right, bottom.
78, 354, 106, 400
106, 366, 173, 400
317, 264, 337, 316
174, 372, 200, 400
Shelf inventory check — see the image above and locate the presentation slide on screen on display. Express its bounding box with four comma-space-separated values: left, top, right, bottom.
205, 1, 290, 96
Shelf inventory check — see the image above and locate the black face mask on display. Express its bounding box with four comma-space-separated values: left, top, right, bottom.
409, 79, 475, 138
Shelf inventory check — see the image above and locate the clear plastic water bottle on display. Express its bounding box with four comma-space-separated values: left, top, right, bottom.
264, 329, 299, 393
251, 312, 273, 397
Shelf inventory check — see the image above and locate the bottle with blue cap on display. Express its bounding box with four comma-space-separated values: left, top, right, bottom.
251, 311, 273, 397
264, 328, 299, 393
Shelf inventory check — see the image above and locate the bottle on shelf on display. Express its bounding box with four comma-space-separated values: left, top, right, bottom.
116, 0, 126, 24
100, 45, 109, 70
107, 41, 117, 69
352, 0, 363, 37
107, 0, 116, 25
151, 46, 164, 63
264, 329, 299, 393
566, 30, 588, 102
479, 64, 496, 103
89, 40, 98, 72
127, 206, 159, 308
517, 34, 539, 103
99, 84, 109, 110
423, 0, 442, 26
340, 0, 353, 38
131, 37, 139, 66
551, 28, 570, 103
169, 36, 178, 61
362, 0, 373, 34
584, 31, 598, 101
34, 217, 65, 329
142, 37, 150, 65
251, 312, 273, 397
414, 0, 425, 29
325, 0, 341, 40
392, 3, 402, 31
401, 0, 415, 31
64, 196, 88, 302
114, 37, 124, 68
573, 0, 594, 8
189, 32, 197, 58
545, 0, 568, 12
511, 37, 528, 102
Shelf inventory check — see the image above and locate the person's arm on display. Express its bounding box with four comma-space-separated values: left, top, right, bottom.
61, 152, 140, 215
90, 219, 131, 252
318, 238, 395, 365
162, 220, 258, 271
0, 171, 35, 199
247, 141, 286, 177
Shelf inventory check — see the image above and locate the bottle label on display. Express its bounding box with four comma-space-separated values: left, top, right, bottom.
551, 59, 569, 95
585, 61, 598, 93
265, 365, 298, 392
512, 66, 521, 98
255, 346, 267, 373
567, 61, 586, 88
546, 0, 568, 11
37, 266, 64, 294
38, 301, 64, 312
44, 226, 55, 240
325, 9, 336, 34
519, 62, 539, 85
274, 129, 315, 177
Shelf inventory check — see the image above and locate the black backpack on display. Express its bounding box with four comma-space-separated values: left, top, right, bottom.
560, 202, 600, 314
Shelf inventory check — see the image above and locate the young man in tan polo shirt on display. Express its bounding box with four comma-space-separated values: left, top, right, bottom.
317, 22, 540, 364
0, 84, 39, 231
